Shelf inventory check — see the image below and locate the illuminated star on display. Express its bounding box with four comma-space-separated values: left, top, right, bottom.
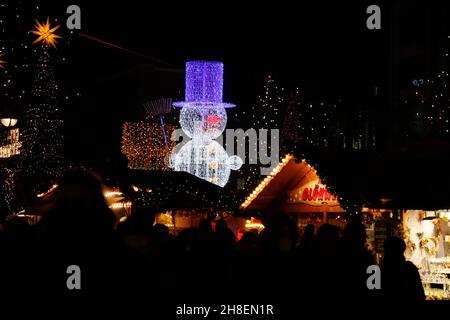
0, 52, 6, 69
31, 17, 62, 47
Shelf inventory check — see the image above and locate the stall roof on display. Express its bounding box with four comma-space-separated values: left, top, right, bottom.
241, 154, 345, 213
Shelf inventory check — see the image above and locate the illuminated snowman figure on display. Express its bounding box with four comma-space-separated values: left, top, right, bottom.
172, 61, 242, 187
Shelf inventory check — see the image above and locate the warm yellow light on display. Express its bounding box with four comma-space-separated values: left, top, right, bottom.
422, 220, 435, 237
241, 154, 293, 209
104, 191, 123, 198
31, 17, 62, 47
0, 128, 21, 158
439, 211, 450, 219
110, 201, 132, 209
36, 184, 58, 198
0, 52, 5, 69
245, 218, 265, 230
1, 118, 18, 127
131, 185, 141, 192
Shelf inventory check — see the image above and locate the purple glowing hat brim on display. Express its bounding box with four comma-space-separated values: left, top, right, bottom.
172, 101, 236, 108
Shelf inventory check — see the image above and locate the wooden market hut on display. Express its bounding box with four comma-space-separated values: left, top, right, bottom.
241, 154, 345, 227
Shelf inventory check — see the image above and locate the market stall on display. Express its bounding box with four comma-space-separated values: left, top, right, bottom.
241, 154, 345, 230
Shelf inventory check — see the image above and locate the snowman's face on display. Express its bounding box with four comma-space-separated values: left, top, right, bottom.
179, 106, 227, 139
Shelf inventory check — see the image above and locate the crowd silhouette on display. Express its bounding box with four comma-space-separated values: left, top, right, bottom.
0, 170, 425, 307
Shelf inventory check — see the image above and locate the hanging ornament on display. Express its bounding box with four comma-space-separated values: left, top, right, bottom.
31, 17, 62, 47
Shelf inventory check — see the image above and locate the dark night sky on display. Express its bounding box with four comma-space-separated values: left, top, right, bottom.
8, 0, 393, 167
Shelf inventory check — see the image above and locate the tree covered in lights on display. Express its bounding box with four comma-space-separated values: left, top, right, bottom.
20, 21, 64, 193
281, 88, 302, 144
247, 74, 285, 129
241, 74, 285, 188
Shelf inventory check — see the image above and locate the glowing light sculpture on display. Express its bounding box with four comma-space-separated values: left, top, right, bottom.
172, 61, 242, 187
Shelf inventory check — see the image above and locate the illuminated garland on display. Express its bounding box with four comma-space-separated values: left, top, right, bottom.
122, 121, 175, 170
240, 152, 355, 214
0, 128, 21, 158
1, 167, 16, 212
241, 154, 293, 209
129, 174, 239, 211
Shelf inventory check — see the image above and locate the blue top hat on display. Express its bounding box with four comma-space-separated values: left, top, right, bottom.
173, 61, 235, 108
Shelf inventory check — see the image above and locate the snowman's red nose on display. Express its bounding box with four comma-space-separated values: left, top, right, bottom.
206, 114, 222, 125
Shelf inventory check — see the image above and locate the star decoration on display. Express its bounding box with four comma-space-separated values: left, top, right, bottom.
31, 18, 62, 47
0, 52, 6, 69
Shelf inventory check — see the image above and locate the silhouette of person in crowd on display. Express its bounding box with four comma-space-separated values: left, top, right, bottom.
0, 175, 430, 308
341, 218, 376, 300
381, 236, 425, 302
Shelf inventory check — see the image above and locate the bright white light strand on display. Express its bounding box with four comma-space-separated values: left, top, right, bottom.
172, 61, 241, 187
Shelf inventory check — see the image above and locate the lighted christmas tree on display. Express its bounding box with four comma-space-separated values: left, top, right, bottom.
246, 74, 284, 129
281, 88, 302, 144
20, 19, 64, 193
241, 74, 285, 188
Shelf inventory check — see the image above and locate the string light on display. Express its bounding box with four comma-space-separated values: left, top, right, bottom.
173, 61, 235, 109
179, 106, 228, 139
173, 139, 242, 187
244, 218, 265, 231
0, 1, 41, 100
122, 121, 175, 170
0, 128, 20, 158
241, 154, 293, 209
109, 201, 132, 209
172, 61, 242, 187
21, 43, 64, 193
1, 167, 17, 212
104, 190, 123, 198
406, 51, 450, 137
36, 184, 58, 198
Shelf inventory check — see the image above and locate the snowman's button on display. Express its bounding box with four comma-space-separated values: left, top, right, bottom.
228, 155, 243, 170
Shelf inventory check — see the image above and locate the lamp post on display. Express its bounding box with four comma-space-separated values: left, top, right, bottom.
0, 100, 19, 127
0, 118, 18, 127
